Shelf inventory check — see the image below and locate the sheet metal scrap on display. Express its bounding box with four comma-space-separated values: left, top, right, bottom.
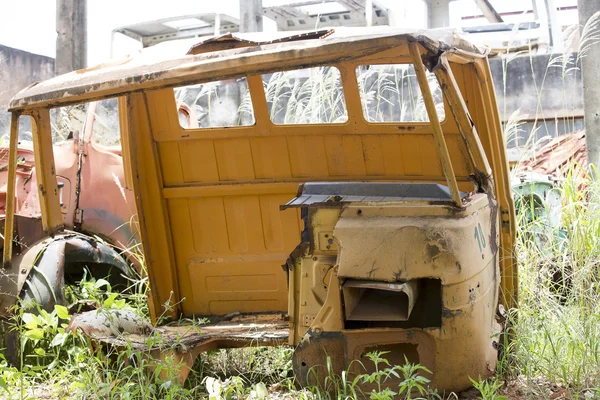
186, 30, 334, 55
68, 310, 289, 352
521, 130, 586, 177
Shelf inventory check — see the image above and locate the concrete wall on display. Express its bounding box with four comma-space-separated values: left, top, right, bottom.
0, 45, 55, 138
488, 53, 584, 147
55, 0, 87, 75
0, 45, 55, 107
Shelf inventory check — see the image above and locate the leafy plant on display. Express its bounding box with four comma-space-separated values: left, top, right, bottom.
470, 377, 507, 400
302, 351, 435, 400
396, 359, 434, 400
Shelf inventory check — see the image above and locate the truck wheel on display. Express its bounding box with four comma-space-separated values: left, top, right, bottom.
20, 235, 132, 313
6, 235, 132, 368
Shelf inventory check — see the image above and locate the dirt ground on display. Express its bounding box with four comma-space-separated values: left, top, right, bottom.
12, 378, 579, 399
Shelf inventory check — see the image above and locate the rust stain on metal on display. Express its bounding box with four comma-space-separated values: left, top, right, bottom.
2, 28, 515, 393
68, 311, 288, 352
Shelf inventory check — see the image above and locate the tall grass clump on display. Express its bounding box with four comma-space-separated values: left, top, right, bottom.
175, 64, 445, 128
264, 66, 348, 124
175, 78, 255, 128
497, 11, 600, 394
356, 64, 444, 123
505, 166, 600, 392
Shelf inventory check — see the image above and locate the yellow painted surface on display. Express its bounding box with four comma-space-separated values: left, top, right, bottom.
30, 109, 64, 236
289, 194, 500, 392
3, 113, 21, 267
4, 32, 516, 320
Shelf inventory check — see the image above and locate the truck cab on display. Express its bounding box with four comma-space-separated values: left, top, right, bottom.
4, 28, 516, 392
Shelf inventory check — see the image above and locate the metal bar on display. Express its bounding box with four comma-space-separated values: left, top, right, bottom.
546, 0, 563, 52
3, 113, 20, 268
127, 92, 181, 321
118, 97, 134, 190
365, 0, 373, 26
246, 75, 270, 132
434, 56, 492, 182
473, 0, 503, 23
30, 109, 64, 235
472, 58, 518, 309
214, 13, 221, 36
409, 41, 462, 206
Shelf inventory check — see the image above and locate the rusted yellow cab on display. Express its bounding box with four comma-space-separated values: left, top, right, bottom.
4, 29, 516, 392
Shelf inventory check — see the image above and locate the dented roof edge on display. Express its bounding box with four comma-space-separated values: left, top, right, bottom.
9, 29, 488, 112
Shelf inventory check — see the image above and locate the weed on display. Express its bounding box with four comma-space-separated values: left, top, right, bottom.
300, 351, 437, 400
471, 377, 507, 400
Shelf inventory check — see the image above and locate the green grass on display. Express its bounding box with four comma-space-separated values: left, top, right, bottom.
496, 168, 600, 399
4, 167, 600, 400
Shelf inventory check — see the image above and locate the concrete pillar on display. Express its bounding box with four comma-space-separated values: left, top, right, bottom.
474, 0, 502, 23
547, 0, 564, 52
427, 0, 450, 28
578, 0, 600, 168
366, 0, 373, 27
240, 0, 263, 33
214, 14, 221, 36
533, 0, 551, 47
56, 0, 87, 75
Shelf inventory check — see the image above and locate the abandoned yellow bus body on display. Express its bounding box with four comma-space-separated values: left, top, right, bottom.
5, 29, 516, 392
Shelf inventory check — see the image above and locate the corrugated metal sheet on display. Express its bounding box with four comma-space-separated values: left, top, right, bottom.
520, 130, 586, 177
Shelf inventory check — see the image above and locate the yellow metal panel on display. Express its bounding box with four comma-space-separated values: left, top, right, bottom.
250, 137, 292, 179
222, 196, 265, 252
167, 192, 300, 315
450, 60, 517, 308
30, 109, 63, 235
126, 92, 181, 321
341, 136, 368, 176
247, 75, 270, 132
287, 136, 329, 177
473, 59, 518, 309
402, 136, 425, 175
2, 113, 21, 267
162, 197, 197, 316
214, 139, 256, 181
379, 135, 406, 176
323, 135, 368, 177
446, 135, 472, 178
410, 41, 462, 206
322, 136, 346, 177
434, 57, 492, 177
418, 136, 443, 176
177, 140, 219, 184
187, 197, 230, 254
125, 42, 510, 318
118, 97, 135, 190
361, 136, 385, 176
165, 196, 300, 315
147, 89, 177, 142
158, 141, 185, 185
259, 195, 299, 251
163, 182, 301, 198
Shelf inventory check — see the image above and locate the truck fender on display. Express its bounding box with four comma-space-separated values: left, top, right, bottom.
19, 233, 132, 312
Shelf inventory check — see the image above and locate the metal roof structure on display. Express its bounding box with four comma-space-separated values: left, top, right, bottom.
10, 28, 486, 111
264, 0, 389, 30
112, 14, 240, 48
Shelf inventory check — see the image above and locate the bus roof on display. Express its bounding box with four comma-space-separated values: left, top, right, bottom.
9, 28, 487, 112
